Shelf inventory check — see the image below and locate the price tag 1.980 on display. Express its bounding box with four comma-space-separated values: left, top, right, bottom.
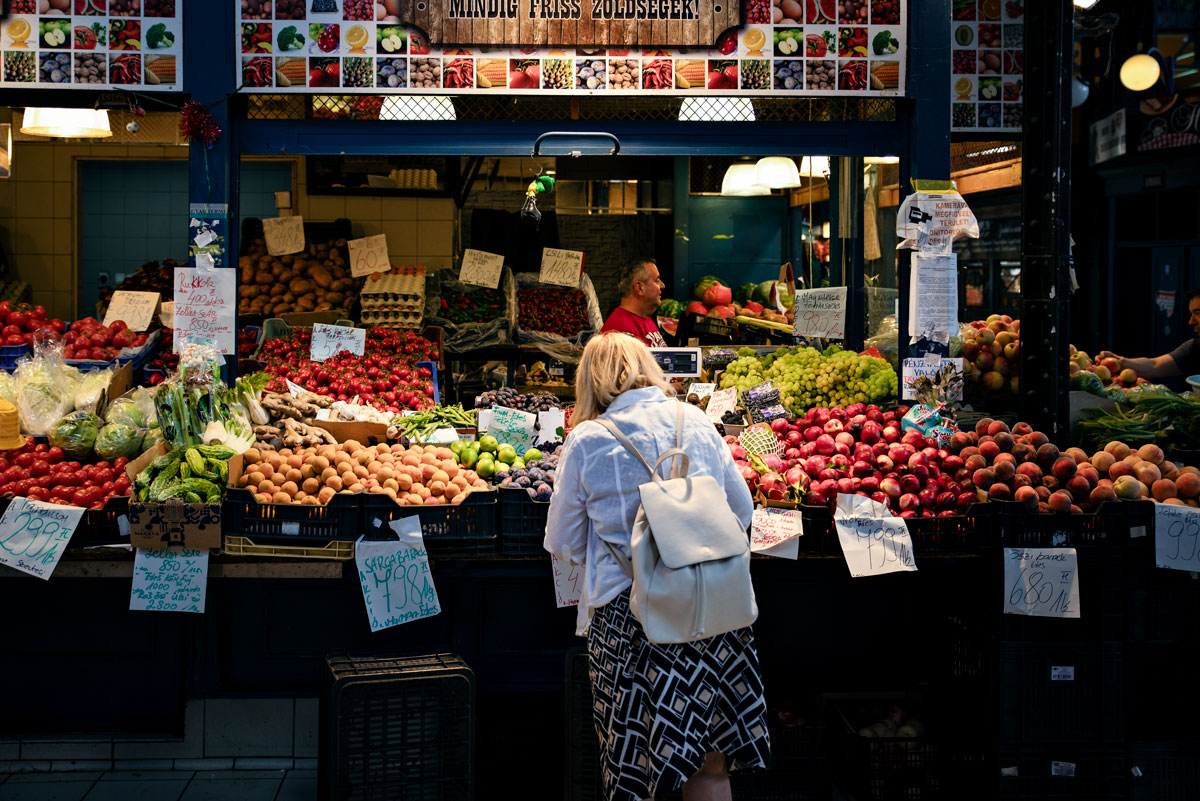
0, 498, 86, 580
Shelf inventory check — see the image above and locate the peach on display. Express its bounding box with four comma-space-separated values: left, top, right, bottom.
1014, 473, 1032, 488
1066, 447, 1089, 464
960, 446, 981, 460
1012, 443, 1036, 463
994, 452, 1016, 465
421, 463, 438, 482
994, 432, 1014, 452
1174, 472, 1200, 498
1066, 475, 1091, 502
1150, 478, 1177, 501
1137, 444, 1165, 465
979, 441, 1001, 461
1165, 497, 1187, 506
1048, 490, 1073, 513
1105, 441, 1132, 460
1109, 461, 1135, 480
975, 417, 994, 436
1016, 462, 1043, 481
1123, 454, 1142, 467
1113, 475, 1143, 500
994, 461, 1016, 483
1134, 462, 1162, 486
302, 477, 320, 495
272, 492, 291, 504
973, 468, 996, 489
1014, 485, 1039, 511
965, 454, 988, 472
1089, 484, 1117, 505
1043, 476, 1061, 491
1052, 456, 1078, 481
1037, 502, 1051, 513
1013, 422, 1033, 436
988, 483, 1012, 501
1077, 466, 1100, 489
1091, 451, 1115, 473
1026, 431, 1049, 449
1036, 443, 1060, 468
988, 420, 1011, 436
1035, 485, 1051, 501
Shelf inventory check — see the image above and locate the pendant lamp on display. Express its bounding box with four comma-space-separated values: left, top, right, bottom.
20, 108, 112, 139
721, 163, 770, 196
753, 156, 802, 189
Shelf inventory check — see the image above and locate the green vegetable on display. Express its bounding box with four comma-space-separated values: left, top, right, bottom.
733, 284, 758, 306
94, 422, 143, 461
185, 448, 208, 477
276, 25, 304, 51
196, 444, 237, 460
872, 30, 899, 55
146, 23, 174, 49
50, 411, 102, 459
393, 404, 477, 442
141, 427, 165, 453
105, 397, 146, 429
185, 492, 202, 504
148, 456, 182, 501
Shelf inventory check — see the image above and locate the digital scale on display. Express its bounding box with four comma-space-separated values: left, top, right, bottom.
650, 347, 703, 378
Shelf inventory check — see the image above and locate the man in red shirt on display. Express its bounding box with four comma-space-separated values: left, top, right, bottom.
600, 258, 667, 347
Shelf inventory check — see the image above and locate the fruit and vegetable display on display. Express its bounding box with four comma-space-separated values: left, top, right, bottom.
1077, 387, 1200, 452
1069, 347, 1147, 398
234, 440, 488, 506
473, 386, 561, 413
256, 326, 439, 413
153, 348, 263, 453
9, 343, 124, 436
0, 301, 66, 348
237, 236, 359, 319
516, 286, 593, 339
436, 285, 508, 325
673, 277, 795, 330
388, 404, 477, 442
496, 446, 560, 501
63, 318, 152, 362
720, 345, 898, 411
0, 435, 132, 510
448, 435, 546, 482
97, 259, 181, 313
959, 314, 1021, 395
248, 389, 338, 451
133, 443, 237, 503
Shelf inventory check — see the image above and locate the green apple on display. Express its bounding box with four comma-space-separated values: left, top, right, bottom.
450, 440, 468, 457
512, 459, 525, 471
460, 446, 479, 468
497, 444, 517, 464
495, 462, 510, 475
475, 459, 496, 479
478, 434, 499, 453
523, 448, 543, 462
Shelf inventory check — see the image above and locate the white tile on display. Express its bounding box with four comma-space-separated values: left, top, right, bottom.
232, 758, 291, 770
193, 771, 284, 780
0, 778, 95, 801
275, 776, 316, 801
416, 220, 454, 257
344, 196, 381, 221
380, 197, 417, 220
0, 762, 51, 774
292, 759, 317, 771
49, 762, 111, 773
172, 759, 232, 771
111, 760, 179, 772
99, 771, 184, 781
114, 702, 201, 760
292, 699, 317, 759
417, 197, 456, 221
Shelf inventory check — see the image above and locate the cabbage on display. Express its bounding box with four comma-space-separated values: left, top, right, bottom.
49, 411, 102, 459
140, 427, 165, 453
94, 422, 143, 461
75, 368, 114, 415
105, 397, 145, 429
14, 352, 75, 437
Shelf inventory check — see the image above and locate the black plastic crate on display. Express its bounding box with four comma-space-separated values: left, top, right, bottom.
320, 652, 474, 801
1129, 569, 1200, 644
1127, 642, 1200, 741
565, 646, 602, 801
498, 488, 549, 556
994, 744, 1127, 801
361, 491, 497, 558
222, 487, 360, 544
1129, 740, 1200, 801
796, 504, 991, 556
835, 702, 943, 801
73, 495, 132, 547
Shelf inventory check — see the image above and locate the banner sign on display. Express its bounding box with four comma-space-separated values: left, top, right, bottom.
234, 0, 905, 96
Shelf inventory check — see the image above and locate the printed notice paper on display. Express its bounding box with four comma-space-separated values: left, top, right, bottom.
129, 548, 209, 614
551, 553, 582, 608
459, 249, 505, 289
540, 248, 585, 288
793, 287, 847, 340
1003, 548, 1080, 618
0, 498, 85, 580
834, 493, 918, 578
173, 267, 236, 355
751, 507, 803, 559
310, 323, 366, 362
357, 517, 441, 632
103, 291, 160, 332
902, 356, 964, 401
262, 215, 305, 256
348, 234, 390, 278
909, 253, 959, 341
1154, 503, 1200, 572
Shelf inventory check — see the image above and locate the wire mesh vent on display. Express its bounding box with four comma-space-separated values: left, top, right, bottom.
951, 141, 1023, 172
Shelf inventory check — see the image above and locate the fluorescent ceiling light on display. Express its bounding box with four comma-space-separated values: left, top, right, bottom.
379, 96, 456, 121
678, 97, 755, 121
21, 108, 111, 138
720, 163, 770, 196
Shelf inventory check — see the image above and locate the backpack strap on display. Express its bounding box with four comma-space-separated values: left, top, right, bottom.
601, 538, 634, 580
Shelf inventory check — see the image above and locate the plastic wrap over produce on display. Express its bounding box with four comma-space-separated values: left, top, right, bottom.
426, 266, 516, 353
515, 272, 603, 347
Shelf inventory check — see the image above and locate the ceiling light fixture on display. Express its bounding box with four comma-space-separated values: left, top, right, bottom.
20, 107, 112, 139
753, 156, 802, 189
1119, 48, 1172, 93
720, 163, 770, 196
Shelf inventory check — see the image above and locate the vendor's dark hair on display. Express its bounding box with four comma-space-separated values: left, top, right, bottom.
617, 258, 656, 297
1188, 287, 1200, 305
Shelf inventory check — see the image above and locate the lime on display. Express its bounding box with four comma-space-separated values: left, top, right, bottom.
479, 434, 499, 453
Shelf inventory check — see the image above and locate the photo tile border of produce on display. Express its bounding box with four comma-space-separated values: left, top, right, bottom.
949, 0, 1022, 132
1, 0, 182, 91
237, 0, 904, 96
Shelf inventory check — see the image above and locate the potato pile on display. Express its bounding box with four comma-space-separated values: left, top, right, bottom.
237, 440, 489, 506
238, 237, 359, 318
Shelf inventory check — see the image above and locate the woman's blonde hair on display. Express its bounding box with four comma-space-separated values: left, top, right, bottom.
573, 332, 675, 423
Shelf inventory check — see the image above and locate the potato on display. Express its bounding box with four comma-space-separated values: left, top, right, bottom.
289, 278, 312, 294
310, 265, 333, 287
254, 270, 273, 285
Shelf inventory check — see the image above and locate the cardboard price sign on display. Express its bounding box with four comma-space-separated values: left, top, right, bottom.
750, 507, 803, 559
486, 405, 537, 452
262, 215, 305, 256
130, 548, 209, 614
793, 287, 847, 340
103, 291, 161, 332
356, 517, 441, 632
1003, 548, 1080, 619
310, 323, 366, 362
833, 494, 918, 577
704, 387, 738, 423
540, 248, 585, 288
459, 249, 505, 289
1154, 503, 1200, 571
901, 356, 964, 401
551, 554, 582, 608
173, 267, 237, 355
348, 234, 391, 277
0, 498, 85, 580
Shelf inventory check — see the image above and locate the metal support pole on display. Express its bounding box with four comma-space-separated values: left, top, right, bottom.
1019, 0, 1073, 436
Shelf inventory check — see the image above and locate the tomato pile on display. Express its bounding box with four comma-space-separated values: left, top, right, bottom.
63, 317, 149, 361
517, 287, 590, 337
257, 326, 441, 413
0, 437, 132, 509
0, 301, 66, 348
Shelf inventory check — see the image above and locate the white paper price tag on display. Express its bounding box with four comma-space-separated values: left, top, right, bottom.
540, 248, 585, 288
1051, 762, 1076, 778
356, 517, 441, 631
793, 287, 847, 340
173, 267, 237, 355
103, 291, 160, 332
833, 494, 918, 577
459, 249, 505, 288
486, 405, 537, 452
705, 387, 738, 423
262, 215, 305, 256
1154, 503, 1200, 571
130, 548, 209, 614
751, 507, 803, 559
310, 323, 366, 362
1003, 548, 1080, 618
286, 379, 307, 398
0, 498, 85, 580
348, 234, 390, 277
686, 382, 716, 400
909, 253, 959, 341
536, 408, 566, 445
551, 554, 582, 608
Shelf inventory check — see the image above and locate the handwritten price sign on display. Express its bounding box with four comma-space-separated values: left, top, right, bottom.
173, 267, 236, 355
540, 248, 585, 288
130, 548, 209, 614
833, 493, 917, 577
103, 290, 160, 332
0, 498, 86, 580
459, 249, 505, 289
751, 507, 803, 559
792, 287, 847, 340
551, 553, 582, 607
704, 387, 738, 423
356, 518, 442, 632
1155, 503, 1200, 571
262, 215, 305, 256
348, 234, 390, 278
310, 323, 366, 362
1003, 547, 1080, 618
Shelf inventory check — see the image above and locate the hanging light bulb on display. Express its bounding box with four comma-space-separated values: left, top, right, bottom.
721, 163, 770, 196
21, 108, 112, 138
1119, 52, 1162, 91
753, 156, 802, 189
1071, 77, 1090, 107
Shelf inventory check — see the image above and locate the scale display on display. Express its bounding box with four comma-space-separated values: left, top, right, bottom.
650, 348, 702, 378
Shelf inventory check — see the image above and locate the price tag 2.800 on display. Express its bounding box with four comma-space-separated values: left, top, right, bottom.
0, 498, 86, 580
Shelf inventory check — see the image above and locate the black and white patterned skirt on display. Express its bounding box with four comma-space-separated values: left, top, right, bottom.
587, 590, 771, 801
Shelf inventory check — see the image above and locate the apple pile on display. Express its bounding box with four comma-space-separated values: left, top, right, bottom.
0, 301, 66, 348
1069, 347, 1144, 390
62, 317, 150, 361
961, 314, 1020, 394
256, 326, 440, 414
725, 404, 978, 518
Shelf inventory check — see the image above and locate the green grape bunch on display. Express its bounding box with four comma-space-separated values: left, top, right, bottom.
717, 346, 898, 415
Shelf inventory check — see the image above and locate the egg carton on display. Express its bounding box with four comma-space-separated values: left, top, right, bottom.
360, 308, 424, 329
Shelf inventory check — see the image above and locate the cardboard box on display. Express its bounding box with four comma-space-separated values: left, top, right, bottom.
124, 443, 244, 551
317, 419, 389, 446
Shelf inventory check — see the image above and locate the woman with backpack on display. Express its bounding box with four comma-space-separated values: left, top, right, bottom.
545, 332, 770, 801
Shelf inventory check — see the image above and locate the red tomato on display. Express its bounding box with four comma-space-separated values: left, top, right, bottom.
33, 476, 52, 490
34, 443, 47, 453
71, 488, 92, 506
63, 331, 78, 345
0, 301, 10, 316
29, 461, 48, 477
27, 487, 49, 502
89, 502, 104, 511
51, 486, 74, 501
14, 453, 34, 468
0, 458, 9, 472
30, 306, 47, 320
12, 479, 32, 495
6, 311, 27, 328
100, 481, 116, 496
113, 457, 128, 471
94, 461, 111, 470
109, 319, 127, 332
47, 447, 64, 463
114, 474, 131, 491
4, 335, 24, 347
66, 470, 86, 486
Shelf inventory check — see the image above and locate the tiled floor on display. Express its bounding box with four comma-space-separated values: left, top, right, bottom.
0, 770, 316, 801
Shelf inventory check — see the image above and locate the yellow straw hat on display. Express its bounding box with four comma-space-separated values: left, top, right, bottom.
0, 398, 25, 451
